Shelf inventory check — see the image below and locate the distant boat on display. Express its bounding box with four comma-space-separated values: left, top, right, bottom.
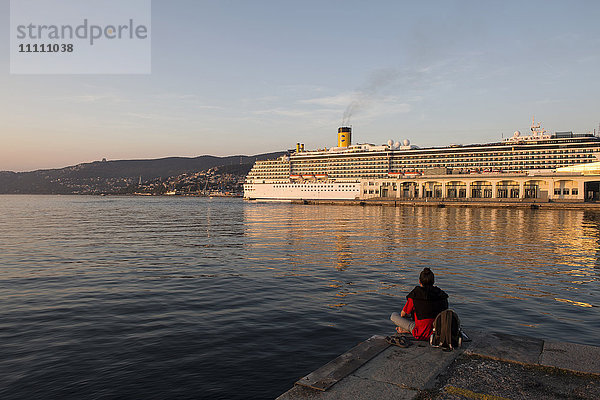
208, 191, 241, 198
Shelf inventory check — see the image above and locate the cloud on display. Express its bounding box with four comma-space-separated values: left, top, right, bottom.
299, 70, 414, 125
252, 107, 337, 118
52, 94, 126, 103
195, 105, 224, 110
251, 94, 411, 123
300, 92, 356, 107
360, 101, 412, 118
122, 112, 186, 121
149, 93, 224, 110
150, 93, 200, 101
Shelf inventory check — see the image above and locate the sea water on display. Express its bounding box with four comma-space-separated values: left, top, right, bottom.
0, 195, 598, 399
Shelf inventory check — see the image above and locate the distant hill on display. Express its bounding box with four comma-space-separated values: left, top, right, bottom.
0, 152, 285, 194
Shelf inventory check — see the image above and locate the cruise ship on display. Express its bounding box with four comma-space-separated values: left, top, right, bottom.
244, 119, 600, 202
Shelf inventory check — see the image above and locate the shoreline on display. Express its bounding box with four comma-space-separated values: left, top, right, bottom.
289, 198, 600, 210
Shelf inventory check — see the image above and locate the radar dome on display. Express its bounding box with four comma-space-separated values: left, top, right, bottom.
394, 141, 400, 148
387, 139, 394, 146
514, 131, 521, 137
402, 139, 410, 146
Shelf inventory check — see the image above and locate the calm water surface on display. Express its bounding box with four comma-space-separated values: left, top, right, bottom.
1, 195, 599, 399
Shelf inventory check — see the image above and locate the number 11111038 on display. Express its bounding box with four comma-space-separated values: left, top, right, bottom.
19, 43, 74, 53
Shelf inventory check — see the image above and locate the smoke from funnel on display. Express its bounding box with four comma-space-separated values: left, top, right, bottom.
342, 68, 400, 125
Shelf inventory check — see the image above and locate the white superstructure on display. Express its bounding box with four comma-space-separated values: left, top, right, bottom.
244, 120, 600, 201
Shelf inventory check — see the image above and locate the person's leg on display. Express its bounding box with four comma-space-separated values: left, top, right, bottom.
390, 312, 415, 334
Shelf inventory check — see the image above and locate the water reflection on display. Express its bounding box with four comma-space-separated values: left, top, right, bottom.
334, 234, 351, 271
583, 211, 600, 271
243, 202, 600, 337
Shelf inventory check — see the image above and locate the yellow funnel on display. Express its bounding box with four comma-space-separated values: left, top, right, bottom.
338, 127, 351, 147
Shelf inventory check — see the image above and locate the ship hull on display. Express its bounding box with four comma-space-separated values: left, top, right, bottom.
244, 182, 360, 200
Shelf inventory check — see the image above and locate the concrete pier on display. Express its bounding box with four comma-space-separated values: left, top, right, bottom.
276, 330, 600, 400
291, 198, 600, 210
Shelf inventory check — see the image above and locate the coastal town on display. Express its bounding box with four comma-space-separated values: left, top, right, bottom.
0, 165, 247, 196
66, 167, 246, 196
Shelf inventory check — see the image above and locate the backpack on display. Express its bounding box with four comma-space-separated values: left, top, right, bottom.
430, 309, 461, 350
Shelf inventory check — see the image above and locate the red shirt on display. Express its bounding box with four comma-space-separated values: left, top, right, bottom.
402, 298, 435, 340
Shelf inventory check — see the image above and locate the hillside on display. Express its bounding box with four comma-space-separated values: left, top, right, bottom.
0, 152, 285, 194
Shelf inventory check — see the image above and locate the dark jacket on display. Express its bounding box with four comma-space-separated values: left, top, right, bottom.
406, 285, 448, 319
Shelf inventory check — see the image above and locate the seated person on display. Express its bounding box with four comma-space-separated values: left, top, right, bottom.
390, 267, 448, 341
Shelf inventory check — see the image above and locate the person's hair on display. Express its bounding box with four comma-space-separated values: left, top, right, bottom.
419, 268, 435, 286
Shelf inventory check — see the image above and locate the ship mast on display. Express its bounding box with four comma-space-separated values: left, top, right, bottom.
530, 116, 547, 137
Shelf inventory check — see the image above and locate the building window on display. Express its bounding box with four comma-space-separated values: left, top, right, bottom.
525, 188, 537, 198
562, 188, 570, 195
572, 188, 578, 195
554, 189, 561, 195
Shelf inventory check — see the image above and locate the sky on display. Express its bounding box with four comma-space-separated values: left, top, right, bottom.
2, 0, 600, 172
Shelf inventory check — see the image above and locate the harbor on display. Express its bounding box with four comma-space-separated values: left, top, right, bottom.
5, 2, 600, 399
277, 330, 600, 399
